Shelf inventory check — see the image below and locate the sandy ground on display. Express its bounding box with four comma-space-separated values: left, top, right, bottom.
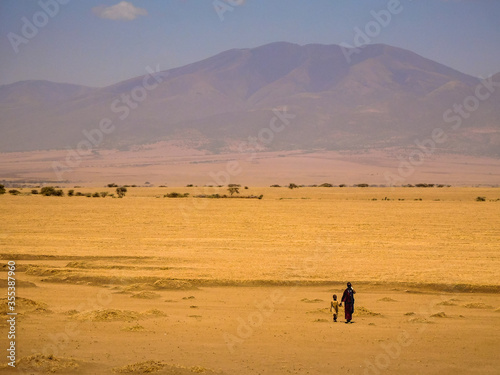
1, 273, 499, 375
1, 146, 500, 186
0, 188, 499, 374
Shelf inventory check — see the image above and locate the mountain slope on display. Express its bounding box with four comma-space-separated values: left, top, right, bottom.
0, 42, 498, 156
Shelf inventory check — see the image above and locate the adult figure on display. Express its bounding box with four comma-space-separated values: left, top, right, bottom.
340, 282, 356, 323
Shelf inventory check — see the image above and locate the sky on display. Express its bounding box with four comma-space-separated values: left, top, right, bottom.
0, 0, 499, 87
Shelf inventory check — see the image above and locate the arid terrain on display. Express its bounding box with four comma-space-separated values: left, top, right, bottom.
1, 187, 499, 374
2, 146, 500, 187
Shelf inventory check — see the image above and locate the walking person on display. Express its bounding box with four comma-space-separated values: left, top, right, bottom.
339, 282, 356, 323
330, 294, 339, 322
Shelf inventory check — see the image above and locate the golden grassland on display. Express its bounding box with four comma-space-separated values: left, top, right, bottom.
1, 187, 499, 287
1, 187, 500, 374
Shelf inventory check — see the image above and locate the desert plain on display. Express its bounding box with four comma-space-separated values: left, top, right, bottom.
0, 187, 499, 374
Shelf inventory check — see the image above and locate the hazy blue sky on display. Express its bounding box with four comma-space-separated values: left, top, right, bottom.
1, 0, 499, 87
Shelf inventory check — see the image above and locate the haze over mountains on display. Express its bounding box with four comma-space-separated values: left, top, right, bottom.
1, 42, 499, 156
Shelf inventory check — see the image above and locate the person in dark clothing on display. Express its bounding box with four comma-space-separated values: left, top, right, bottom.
340, 282, 356, 323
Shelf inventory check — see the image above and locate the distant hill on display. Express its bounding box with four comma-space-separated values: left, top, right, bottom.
1, 42, 499, 156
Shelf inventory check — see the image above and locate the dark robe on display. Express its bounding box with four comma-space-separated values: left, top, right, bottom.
341, 287, 356, 321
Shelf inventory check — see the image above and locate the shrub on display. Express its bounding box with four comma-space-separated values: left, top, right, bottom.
186, 184, 193, 187
475, 196, 486, 202
107, 183, 118, 188
92, 192, 100, 197
270, 184, 281, 187
40, 186, 64, 196
75, 192, 84, 196
288, 183, 298, 189
355, 183, 369, 188
8, 189, 21, 195
68, 189, 74, 197
85, 193, 92, 197
319, 183, 333, 187
339, 184, 346, 187
100, 192, 108, 198
116, 187, 127, 198
228, 186, 240, 195
164, 192, 189, 198
0, 184, 5, 195
31, 189, 39, 195
244, 186, 249, 189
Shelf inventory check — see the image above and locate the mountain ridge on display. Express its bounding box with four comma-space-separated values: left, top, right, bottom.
0, 42, 499, 156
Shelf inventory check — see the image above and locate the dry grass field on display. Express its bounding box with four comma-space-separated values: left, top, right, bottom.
0, 187, 499, 374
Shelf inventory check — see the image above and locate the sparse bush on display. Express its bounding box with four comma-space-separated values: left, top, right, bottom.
85, 193, 92, 197
355, 183, 369, 187
288, 183, 298, 189
92, 192, 100, 197
107, 183, 118, 188
116, 186, 127, 198
228, 186, 240, 195
75, 192, 84, 196
270, 184, 281, 187
8, 189, 21, 195
100, 192, 108, 198
475, 196, 486, 202
319, 183, 333, 187
31, 189, 39, 195
40, 186, 64, 196
244, 186, 248, 189
186, 184, 193, 187
67, 189, 74, 197
339, 184, 346, 188
0, 184, 5, 195
164, 192, 189, 198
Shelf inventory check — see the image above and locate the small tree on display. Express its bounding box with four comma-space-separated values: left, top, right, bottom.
100, 192, 108, 198
31, 189, 39, 195
228, 186, 240, 196
288, 183, 298, 189
116, 186, 127, 198
68, 189, 74, 197
0, 184, 5, 195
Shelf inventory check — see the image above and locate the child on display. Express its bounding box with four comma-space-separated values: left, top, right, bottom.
330, 294, 339, 322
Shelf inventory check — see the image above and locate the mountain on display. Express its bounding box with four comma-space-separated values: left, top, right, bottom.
1, 42, 499, 156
